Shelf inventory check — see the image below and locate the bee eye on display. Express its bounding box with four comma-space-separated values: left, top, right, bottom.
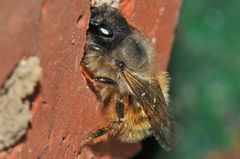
89, 24, 113, 38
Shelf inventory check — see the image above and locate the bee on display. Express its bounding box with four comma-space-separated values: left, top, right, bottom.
79, 4, 175, 152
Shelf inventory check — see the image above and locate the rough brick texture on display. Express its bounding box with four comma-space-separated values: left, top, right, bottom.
0, 0, 181, 158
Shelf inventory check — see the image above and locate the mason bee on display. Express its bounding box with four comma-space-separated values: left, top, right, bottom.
79, 5, 175, 152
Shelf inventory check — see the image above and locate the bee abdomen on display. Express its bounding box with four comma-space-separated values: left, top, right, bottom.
118, 108, 151, 143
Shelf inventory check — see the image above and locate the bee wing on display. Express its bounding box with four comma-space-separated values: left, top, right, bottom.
122, 69, 176, 150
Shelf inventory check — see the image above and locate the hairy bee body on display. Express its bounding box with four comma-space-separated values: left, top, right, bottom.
80, 5, 175, 151
105, 92, 151, 142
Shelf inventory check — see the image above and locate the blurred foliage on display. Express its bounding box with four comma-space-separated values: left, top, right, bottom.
134, 0, 240, 159
167, 0, 240, 159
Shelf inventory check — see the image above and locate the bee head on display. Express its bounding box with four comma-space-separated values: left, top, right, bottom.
88, 5, 130, 50
86, 5, 152, 73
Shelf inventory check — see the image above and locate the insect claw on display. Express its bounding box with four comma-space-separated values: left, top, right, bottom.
94, 77, 117, 85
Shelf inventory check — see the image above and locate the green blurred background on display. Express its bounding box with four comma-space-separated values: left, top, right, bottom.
134, 0, 240, 159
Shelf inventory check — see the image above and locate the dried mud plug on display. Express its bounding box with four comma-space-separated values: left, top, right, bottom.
0, 56, 42, 151
79, 4, 176, 153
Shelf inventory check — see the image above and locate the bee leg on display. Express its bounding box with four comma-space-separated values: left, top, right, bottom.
80, 62, 94, 82
79, 99, 123, 152
115, 94, 130, 121
79, 127, 110, 153
87, 44, 107, 52
79, 101, 125, 153
116, 101, 124, 121
80, 62, 116, 85
79, 120, 121, 153
94, 77, 116, 85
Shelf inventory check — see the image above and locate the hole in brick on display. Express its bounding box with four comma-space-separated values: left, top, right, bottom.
41, 100, 48, 104
61, 134, 69, 144
62, 136, 66, 142
77, 14, 83, 24
37, 156, 42, 159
